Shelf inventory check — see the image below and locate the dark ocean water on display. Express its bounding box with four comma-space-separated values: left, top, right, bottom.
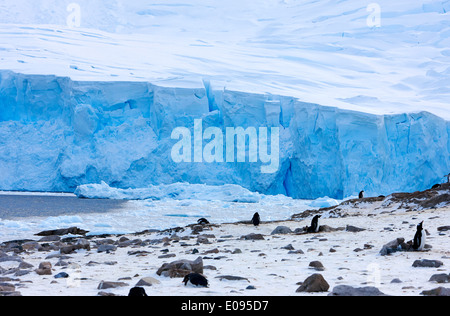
0, 194, 126, 220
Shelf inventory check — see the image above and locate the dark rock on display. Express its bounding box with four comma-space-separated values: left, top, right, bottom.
158, 253, 176, 259
157, 257, 203, 278
412, 259, 443, 268
379, 238, 409, 256
0, 291, 22, 296
118, 238, 142, 248
420, 194, 450, 209
191, 225, 204, 235
0, 255, 23, 263
240, 233, 265, 241
38, 235, 61, 242
60, 241, 91, 255
437, 226, 450, 232
21, 241, 40, 252
296, 274, 330, 293
271, 226, 292, 235
97, 291, 119, 296
319, 225, 345, 233
35, 262, 52, 276
216, 275, 250, 282
97, 281, 129, 290
97, 244, 117, 253
293, 227, 306, 234
128, 250, 151, 256
0, 283, 15, 292
421, 287, 450, 296
309, 261, 325, 271
197, 235, 211, 244
14, 270, 32, 277
54, 272, 69, 279
328, 285, 388, 296
429, 273, 450, 283
35, 227, 88, 237
282, 244, 295, 250
202, 248, 219, 255
346, 225, 366, 232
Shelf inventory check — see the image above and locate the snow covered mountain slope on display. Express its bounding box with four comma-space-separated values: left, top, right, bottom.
0, 1, 449, 199
0, 0, 449, 118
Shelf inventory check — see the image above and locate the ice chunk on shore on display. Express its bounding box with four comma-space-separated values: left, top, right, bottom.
74, 181, 268, 203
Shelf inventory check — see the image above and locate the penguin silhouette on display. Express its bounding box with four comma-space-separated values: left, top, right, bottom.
183, 273, 209, 287
307, 215, 321, 233
412, 221, 426, 251
359, 191, 365, 199
198, 218, 210, 225
128, 287, 148, 296
252, 212, 261, 227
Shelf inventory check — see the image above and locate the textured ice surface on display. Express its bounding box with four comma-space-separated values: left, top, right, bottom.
0, 70, 449, 199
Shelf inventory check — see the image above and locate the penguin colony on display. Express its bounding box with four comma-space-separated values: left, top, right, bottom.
128, 186, 438, 296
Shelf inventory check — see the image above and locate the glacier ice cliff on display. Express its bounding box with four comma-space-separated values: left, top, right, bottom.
0, 70, 449, 199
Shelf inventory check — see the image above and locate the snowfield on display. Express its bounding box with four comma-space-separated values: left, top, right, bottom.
1, 0, 450, 119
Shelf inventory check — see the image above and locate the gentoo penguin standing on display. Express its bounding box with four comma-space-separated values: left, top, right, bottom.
252, 212, 261, 227
446, 173, 450, 184
359, 191, 365, 199
412, 221, 426, 251
183, 273, 209, 288
307, 215, 321, 233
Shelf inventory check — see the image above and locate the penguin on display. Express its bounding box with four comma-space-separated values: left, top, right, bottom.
128, 287, 148, 296
446, 173, 450, 184
359, 191, 365, 199
198, 218, 210, 225
307, 215, 321, 233
183, 273, 209, 288
252, 212, 261, 227
412, 221, 426, 251
431, 184, 441, 190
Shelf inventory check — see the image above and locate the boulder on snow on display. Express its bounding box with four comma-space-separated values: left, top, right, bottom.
412, 259, 443, 268
296, 274, 330, 293
379, 238, 409, 256
35, 227, 89, 237
157, 257, 203, 278
271, 226, 293, 235
328, 285, 388, 296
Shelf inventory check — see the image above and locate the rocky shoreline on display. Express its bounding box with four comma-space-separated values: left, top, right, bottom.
1, 185, 449, 296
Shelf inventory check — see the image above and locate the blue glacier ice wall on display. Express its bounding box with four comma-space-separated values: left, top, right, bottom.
0, 70, 449, 199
